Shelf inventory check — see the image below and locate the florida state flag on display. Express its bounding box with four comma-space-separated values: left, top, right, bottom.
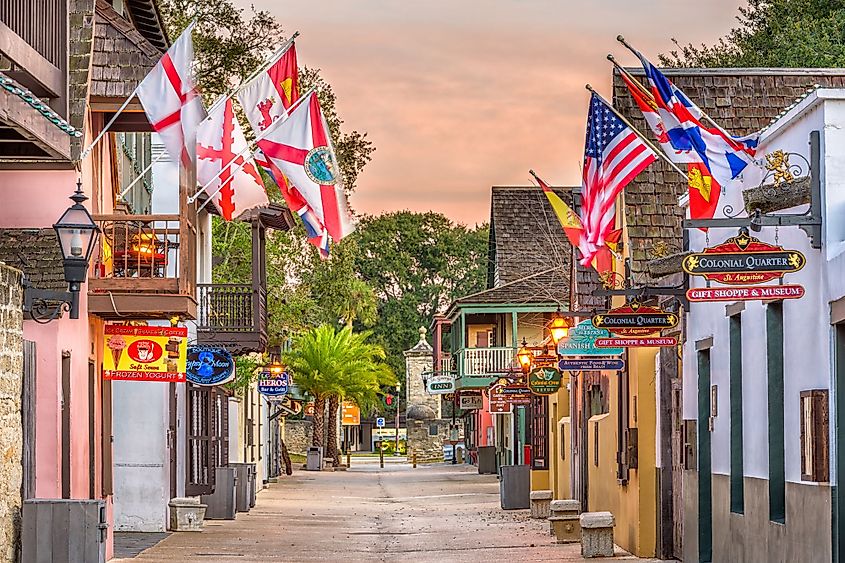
196, 97, 268, 221
255, 91, 355, 242
136, 24, 206, 167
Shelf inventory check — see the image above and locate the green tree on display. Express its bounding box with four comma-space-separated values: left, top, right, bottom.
661, 0, 845, 67
351, 212, 490, 379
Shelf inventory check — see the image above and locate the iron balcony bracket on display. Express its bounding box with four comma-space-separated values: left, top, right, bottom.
682, 131, 823, 250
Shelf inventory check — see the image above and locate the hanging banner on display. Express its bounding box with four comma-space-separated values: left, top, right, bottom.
341, 402, 361, 426
687, 284, 805, 302
103, 325, 187, 382
559, 358, 626, 371
528, 366, 562, 395
557, 320, 623, 357
591, 301, 679, 337
597, 337, 677, 348
257, 369, 290, 397
185, 345, 235, 386
458, 390, 483, 410
682, 230, 805, 285
426, 372, 456, 395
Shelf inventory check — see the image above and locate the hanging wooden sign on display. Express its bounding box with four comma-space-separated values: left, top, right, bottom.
687, 284, 805, 302
559, 358, 626, 371
488, 383, 512, 414
591, 301, 679, 337
682, 230, 805, 285
528, 366, 562, 395
596, 337, 677, 348
490, 383, 532, 406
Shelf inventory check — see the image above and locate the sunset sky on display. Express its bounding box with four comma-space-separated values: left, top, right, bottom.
236, 0, 744, 225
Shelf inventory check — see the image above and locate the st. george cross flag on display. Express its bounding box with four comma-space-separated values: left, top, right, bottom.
238, 44, 299, 133
255, 91, 355, 243
580, 93, 656, 267
631, 49, 760, 190
136, 24, 206, 168
196, 97, 268, 221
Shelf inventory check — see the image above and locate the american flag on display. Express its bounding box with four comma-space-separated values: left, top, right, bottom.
580, 93, 656, 266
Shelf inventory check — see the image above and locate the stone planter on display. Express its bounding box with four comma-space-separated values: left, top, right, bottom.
168, 497, 206, 532
580, 511, 615, 558
529, 490, 553, 519
549, 499, 581, 543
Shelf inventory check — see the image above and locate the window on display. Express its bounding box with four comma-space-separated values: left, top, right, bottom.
429, 424, 438, 436
729, 314, 744, 514
800, 390, 829, 482
530, 395, 548, 470
767, 303, 785, 522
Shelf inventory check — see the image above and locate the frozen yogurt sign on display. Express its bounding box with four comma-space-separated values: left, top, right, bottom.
103, 325, 187, 382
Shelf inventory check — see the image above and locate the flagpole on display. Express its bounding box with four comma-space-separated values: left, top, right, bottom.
615, 35, 740, 139
77, 86, 138, 162
585, 84, 687, 178
192, 86, 318, 212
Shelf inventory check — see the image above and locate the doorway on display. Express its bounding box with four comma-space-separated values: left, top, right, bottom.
697, 348, 712, 563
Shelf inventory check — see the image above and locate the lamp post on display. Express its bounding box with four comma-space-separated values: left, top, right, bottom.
548, 311, 574, 347
25, 180, 99, 321
394, 383, 401, 456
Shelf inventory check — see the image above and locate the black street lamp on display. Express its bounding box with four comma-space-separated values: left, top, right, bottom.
24, 180, 99, 321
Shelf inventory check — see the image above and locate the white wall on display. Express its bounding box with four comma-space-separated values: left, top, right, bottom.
683, 91, 845, 484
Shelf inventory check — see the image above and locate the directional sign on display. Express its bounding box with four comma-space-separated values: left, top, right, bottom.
491, 384, 532, 406
596, 337, 677, 348
559, 358, 626, 371
376, 417, 386, 428
557, 320, 623, 357
683, 230, 805, 285
592, 301, 679, 337
687, 284, 805, 302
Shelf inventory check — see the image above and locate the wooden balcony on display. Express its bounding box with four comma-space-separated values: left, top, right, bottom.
455, 347, 519, 388
88, 213, 197, 320
196, 283, 268, 354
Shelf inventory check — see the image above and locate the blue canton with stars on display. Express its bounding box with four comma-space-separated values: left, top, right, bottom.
584, 94, 628, 160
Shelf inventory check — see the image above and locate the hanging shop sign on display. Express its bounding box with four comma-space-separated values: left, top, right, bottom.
488, 384, 513, 414
591, 302, 679, 337
557, 320, 623, 357
687, 284, 805, 302
458, 390, 483, 410
426, 372, 456, 395
490, 384, 532, 406
103, 325, 187, 382
341, 402, 361, 426
304, 401, 316, 417
273, 396, 303, 415
596, 337, 677, 348
257, 369, 290, 397
558, 358, 626, 371
528, 366, 562, 395
185, 345, 235, 386
682, 230, 805, 285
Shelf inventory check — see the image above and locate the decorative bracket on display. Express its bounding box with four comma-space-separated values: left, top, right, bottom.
22, 277, 75, 323
683, 131, 822, 249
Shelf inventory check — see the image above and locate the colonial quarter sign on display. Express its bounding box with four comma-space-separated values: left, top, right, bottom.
591, 301, 679, 337
682, 229, 805, 285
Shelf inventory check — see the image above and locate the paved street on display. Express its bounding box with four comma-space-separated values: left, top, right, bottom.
115, 460, 656, 562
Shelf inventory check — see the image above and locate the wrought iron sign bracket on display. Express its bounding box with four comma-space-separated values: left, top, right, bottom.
22, 277, 75, 323
682, 131, 822, 249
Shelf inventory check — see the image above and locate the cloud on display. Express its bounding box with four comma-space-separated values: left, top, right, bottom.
236, 0, 743, 224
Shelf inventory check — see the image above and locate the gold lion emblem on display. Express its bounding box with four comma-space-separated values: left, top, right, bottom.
765, 150, 795, 186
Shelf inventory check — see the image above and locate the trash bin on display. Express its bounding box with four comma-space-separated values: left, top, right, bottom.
477, 446, 497, 474
499, 464, 530, 510
201, 467, 237, 519
306, 446, 323, 471
229, 463, 251, 513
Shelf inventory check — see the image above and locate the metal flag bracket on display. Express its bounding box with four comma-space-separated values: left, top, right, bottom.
682, 131, 822, 249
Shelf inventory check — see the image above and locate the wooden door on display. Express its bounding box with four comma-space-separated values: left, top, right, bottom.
671, 379, 684, 559
186, 384, 214, 496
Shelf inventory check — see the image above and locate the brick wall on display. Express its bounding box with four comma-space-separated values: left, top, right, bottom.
0, 264, 24, 561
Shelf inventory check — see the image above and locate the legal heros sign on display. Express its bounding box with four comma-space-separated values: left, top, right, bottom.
591, 302, 679, 337
258, 369, 290, 397
682, 229, 805, 285
104, 325, 187, 382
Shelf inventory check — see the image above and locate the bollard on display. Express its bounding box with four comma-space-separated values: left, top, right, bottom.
412, 453, 417, 468
379, 443, 384, 469
346, 451, 351, 468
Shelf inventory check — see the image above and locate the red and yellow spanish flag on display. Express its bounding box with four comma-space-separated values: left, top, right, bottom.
688, 161, 720, 229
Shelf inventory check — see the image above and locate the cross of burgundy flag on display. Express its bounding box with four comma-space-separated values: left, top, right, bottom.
196, 97, 268, 221
136, 24, 206, 168
253, 90, 355, 243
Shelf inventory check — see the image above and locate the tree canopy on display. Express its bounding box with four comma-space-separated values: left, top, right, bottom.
661, 0, 845, 67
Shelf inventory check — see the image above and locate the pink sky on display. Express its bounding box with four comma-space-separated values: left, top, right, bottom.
237, 0, 743, 225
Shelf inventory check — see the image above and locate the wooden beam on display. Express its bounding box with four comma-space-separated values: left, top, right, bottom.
89, 278, 179, 292
0, 89, 70, 160
0, 21, 64, 96
87, 292, 197, 320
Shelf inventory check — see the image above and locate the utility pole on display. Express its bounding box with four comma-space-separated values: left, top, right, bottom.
394, 384, 401, 456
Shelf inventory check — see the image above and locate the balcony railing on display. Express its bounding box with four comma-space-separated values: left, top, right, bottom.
457, 347, 518, 378
0, 0, 66, 71
196, 283, 268, 353
440, 354, 454, 374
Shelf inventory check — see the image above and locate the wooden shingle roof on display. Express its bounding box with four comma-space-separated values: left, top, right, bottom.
91, 0, 163, 99
0, 229, 66, 292
612, 68, 845, 282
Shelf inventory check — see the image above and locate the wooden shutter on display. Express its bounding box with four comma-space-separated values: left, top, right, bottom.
800, 390, 830, 482
21, 340, 35, 500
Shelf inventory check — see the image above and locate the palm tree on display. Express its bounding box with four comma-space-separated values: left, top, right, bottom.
284, 324, 396, 464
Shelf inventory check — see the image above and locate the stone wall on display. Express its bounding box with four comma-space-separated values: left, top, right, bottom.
283, 420, 313, 456
0, 265, 23, 562
404, 328, 441, 418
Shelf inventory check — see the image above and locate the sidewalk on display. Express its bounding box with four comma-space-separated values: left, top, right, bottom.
113, 461, 663, 562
